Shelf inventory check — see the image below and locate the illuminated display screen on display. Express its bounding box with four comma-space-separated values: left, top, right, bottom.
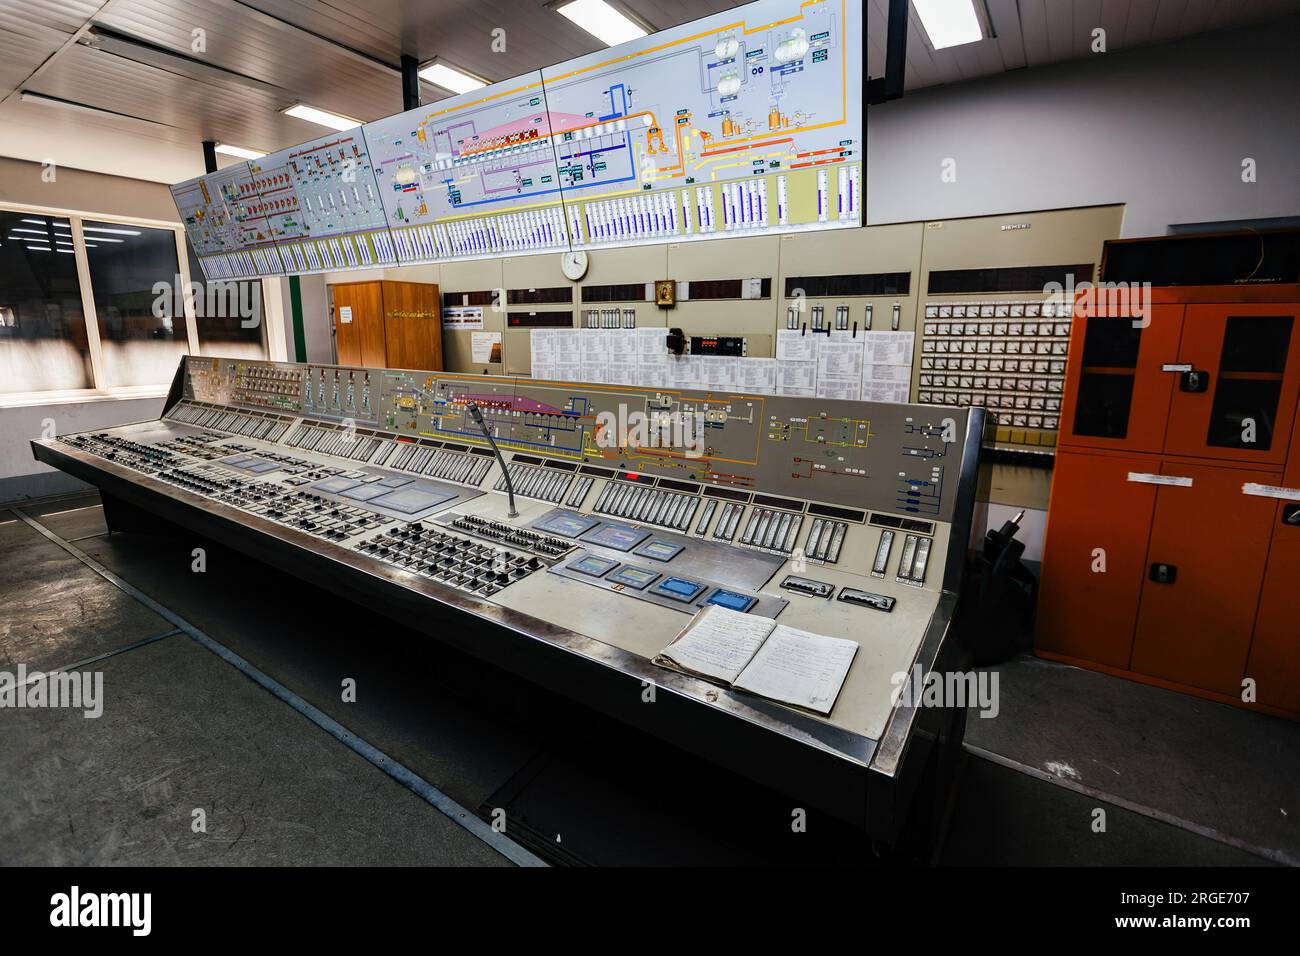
608, 566, 660, 590
583, 523, 652, 552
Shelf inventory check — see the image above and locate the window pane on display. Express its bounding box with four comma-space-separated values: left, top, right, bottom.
186, 241, 268, 360
85, 220, 188, 387
1205, 315, 1294, 450
0, 211, 92, 393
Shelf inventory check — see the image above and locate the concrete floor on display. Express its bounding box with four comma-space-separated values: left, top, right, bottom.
1, 490, 1295, 866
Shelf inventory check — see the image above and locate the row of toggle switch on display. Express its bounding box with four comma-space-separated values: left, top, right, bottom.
593, 482, 700, 531
496, 462, 573, 503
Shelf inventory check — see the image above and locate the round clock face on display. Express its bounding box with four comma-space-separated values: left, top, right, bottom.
561, 250, 589, 281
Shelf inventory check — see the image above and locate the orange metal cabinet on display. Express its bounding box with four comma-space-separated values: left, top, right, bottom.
1058, 302, 1183, 454
1129, 462, 1280, 696
1163, 303, 1300, 466
1036, 449, 1161, 668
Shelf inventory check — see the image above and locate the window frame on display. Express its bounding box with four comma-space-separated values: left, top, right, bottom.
0, 199, 273, 407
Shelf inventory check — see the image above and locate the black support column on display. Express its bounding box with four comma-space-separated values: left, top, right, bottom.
401, 54, 421, 111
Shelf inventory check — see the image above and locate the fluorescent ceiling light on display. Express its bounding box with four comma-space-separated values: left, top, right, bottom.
556, 0, 648, 47
214, 143, 267, 160
82, 226, 141, 236
18, 90, 174, 129
20, 218, 52, 225
913, 0, 984, 50
10, 228, 48, 236
24, 246, 52, 251
283, 103, 360, 132
418, 60, 486, 94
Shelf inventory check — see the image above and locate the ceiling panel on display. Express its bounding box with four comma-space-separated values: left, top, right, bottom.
5, 0, 1299, 183
0, 0, 104, 98
865, 0, 1300, 93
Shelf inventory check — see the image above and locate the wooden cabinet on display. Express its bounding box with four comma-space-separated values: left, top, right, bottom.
331, 281, 442, 371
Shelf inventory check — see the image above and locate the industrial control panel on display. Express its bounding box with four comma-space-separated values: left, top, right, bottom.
35, 356, 982, 833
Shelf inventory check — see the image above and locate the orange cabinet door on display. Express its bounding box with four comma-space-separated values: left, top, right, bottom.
1164, 303, 1300, 465
1036, 450, 1160, 668
1131, 463, 1279, 696
1248, 503, 1300, 713
1058, 303, 1183, 454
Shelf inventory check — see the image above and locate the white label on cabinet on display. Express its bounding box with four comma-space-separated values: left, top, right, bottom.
1241, 482, 1300, 501
1127, 472, 1193, 487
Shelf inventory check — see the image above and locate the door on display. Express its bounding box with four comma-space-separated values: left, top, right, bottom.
1036, 450, 1161, 668
381, 281, 442, 371
1058, 303, 1183, 454
331, 282, 386, 367
1130, 462, 1279, 696
1164, 304, 1300, 465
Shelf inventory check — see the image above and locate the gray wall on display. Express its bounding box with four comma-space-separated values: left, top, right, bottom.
0, 157, 180, 223
0, 397, 164, 502
866, 16, 1300, 237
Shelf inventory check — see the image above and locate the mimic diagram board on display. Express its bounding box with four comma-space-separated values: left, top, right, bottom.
185, 357, 966, 522
247, 131, 398, 274
544, 0, 862, 248
175, 0, 862, 278
365, 72, 570, 263
171, 164, 283, 278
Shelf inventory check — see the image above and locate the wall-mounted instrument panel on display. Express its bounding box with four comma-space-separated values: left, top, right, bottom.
173, 0, 863, 280
33, 356, 983, 837
912, 205, 1124, 457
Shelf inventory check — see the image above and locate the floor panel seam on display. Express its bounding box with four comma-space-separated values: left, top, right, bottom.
11, 507, 547, 868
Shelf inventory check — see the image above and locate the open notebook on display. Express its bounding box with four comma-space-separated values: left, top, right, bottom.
652, 606, 858, 716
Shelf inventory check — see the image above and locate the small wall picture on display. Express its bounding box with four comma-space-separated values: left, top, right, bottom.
655, 279, 676, 308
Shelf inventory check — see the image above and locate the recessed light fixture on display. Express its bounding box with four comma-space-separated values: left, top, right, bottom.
282, 103, 361, 132
418, 60, 487, 94
556, 0, 648, 47
82, 226, 141, 236
9, 228, 49, 236
214, 143, 267, 160
913, 0, 984, 50
20, 218, 52, 225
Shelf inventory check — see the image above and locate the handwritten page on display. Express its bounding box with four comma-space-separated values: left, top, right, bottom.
732, 625, 858, 715
653, 606, 775, 684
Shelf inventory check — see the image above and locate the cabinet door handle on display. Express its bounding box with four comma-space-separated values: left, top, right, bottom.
1149, 563, 1178, 584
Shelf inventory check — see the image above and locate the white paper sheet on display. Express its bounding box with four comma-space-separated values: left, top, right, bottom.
736, 358, 777, 394
732, 624, 858, 715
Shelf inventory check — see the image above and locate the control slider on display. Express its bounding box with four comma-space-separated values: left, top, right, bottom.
779, 575, 833, 598
838, 588, 895, 612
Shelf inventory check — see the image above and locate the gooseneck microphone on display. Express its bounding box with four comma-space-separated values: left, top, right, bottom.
466, 401, 518, 518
